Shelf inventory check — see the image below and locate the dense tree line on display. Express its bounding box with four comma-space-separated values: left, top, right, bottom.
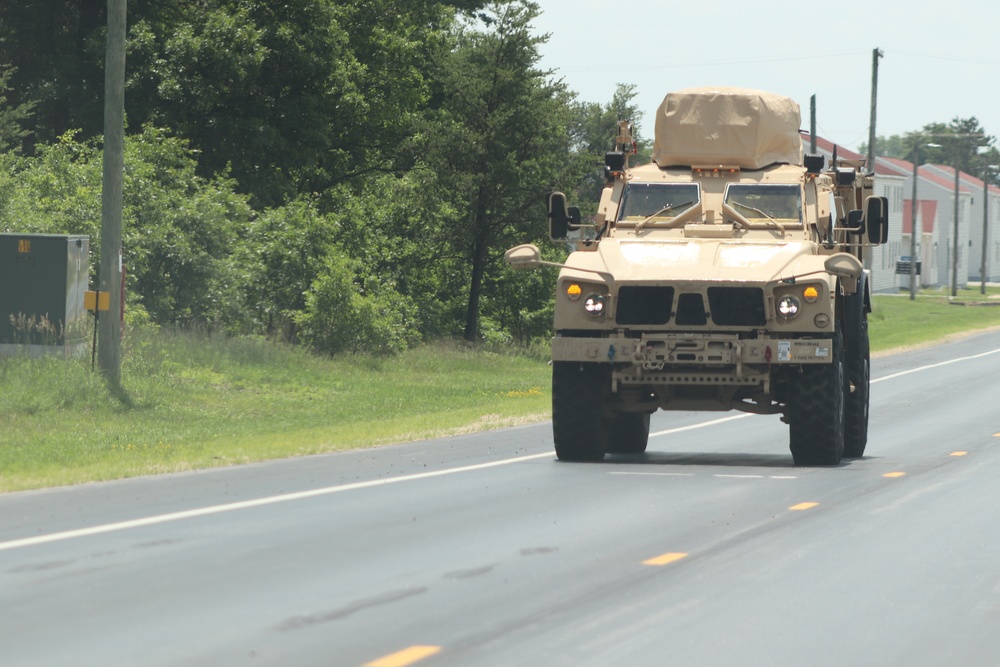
0, 0, 645, 352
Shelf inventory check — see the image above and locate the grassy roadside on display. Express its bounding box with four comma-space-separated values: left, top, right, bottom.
0, 335, 550, 492
869, 286, 1000, 353
2, 289, 1000, 492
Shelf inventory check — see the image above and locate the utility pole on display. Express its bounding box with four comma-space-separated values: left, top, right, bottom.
865, 48, 882, 273
809, 95, 817, 154
910, 146, 919, 300
952, 152, 961, 298
867, 48, 883, 173
98, 0, 126, 388
982, 166, 995, 295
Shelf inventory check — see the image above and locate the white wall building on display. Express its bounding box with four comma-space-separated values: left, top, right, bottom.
921, 164, 1000, 283
877, 156, 974, 290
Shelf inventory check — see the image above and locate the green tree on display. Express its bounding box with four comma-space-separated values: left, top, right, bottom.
0, 64, 35, 152
122, 126, 254, 329
864, 119, 996, 171
0, 1, 105, 152
236, 196, 338, 341
422, 0, 580, 342
569, 83, 647, 212
932, 118, 995, 176
1, 0, 487, 207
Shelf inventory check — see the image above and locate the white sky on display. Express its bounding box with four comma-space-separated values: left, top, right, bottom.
531, 0, 999, 152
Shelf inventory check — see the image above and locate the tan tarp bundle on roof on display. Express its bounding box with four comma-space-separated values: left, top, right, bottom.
651, 87, 803, 169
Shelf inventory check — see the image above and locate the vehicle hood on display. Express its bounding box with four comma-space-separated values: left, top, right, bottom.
563, 239, 823, 285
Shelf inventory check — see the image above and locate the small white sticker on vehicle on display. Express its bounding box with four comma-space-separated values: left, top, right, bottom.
815, 346, 830, 358
778, 341, 791, 362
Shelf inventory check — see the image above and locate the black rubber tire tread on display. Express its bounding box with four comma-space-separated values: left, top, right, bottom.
606, 412, 650, 454
843, 314, 870, 458
786, 328, 845, 466
552, 362, 609, 461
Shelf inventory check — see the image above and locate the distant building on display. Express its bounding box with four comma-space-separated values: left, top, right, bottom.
921, 164, 1000, 283
877, 156, 975, 290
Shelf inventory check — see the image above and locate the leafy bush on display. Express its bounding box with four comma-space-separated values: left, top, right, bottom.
0, 126, 255, 330
295, 252, 417, 355
237, 197, 337, 341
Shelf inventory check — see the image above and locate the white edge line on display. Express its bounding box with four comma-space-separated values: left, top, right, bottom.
0, 453, 552, 552
872, 347, 1000, 383
608, 472, 695, 477
650, 413, 751, 438
3, 413, 757, 552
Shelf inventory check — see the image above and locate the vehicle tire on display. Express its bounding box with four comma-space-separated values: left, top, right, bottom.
607, 412, 650, 454
844, 313, 870, 458
786, 328, 846, 465
552, 362, 609, 461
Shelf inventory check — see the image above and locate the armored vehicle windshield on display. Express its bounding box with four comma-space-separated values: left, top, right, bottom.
618, 183, 700, 223
724, 184, 802, 223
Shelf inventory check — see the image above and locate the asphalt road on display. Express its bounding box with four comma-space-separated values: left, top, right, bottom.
3, 330, 1000, 667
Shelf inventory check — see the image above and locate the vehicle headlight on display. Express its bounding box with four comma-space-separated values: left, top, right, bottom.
777, 295, 801, 318
583, 293, 606, 316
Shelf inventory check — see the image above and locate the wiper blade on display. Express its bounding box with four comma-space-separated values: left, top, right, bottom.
635, 201, 694, 232
732, 201, 785, 232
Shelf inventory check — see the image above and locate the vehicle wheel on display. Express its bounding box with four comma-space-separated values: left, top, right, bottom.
607, 412, 650, 454
552, 362, 609, 461
844, 314, 870, 458
786, 328, 845, 465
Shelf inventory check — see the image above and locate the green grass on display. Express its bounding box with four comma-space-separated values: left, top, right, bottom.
2, 292, 999, 493
0, 330, 549, 492
870, 288, 1000, 353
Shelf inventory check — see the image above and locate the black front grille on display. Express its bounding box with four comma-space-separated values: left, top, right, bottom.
707, 287, 766, 326
616, 286, 674, 325
675, 293, 707, 325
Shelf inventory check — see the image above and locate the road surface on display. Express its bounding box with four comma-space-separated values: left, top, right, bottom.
2, 330, 1000, 666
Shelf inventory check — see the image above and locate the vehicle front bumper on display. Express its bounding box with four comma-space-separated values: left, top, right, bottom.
552, 333, 833, 379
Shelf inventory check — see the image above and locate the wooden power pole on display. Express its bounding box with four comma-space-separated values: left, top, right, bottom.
810, 95, 817, 154
867, 48, 883, 173
98, 0, 127, 388
865, 48, 883, 272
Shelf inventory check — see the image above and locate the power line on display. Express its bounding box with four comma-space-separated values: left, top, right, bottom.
552, 50, 863, 73
890, 50, 993, 66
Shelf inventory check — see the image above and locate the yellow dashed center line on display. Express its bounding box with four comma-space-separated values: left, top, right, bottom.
365, 646, 441, 667
950, 451, 968, 457
643, 552, 689, 566
883, 472, 907, 478
788, 502, 819, 511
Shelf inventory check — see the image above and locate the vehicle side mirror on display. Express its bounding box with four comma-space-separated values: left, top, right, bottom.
865, 196, 889, 244
846, 209, 864, 231
567, 206, 582, 231
547, 191, 570, 240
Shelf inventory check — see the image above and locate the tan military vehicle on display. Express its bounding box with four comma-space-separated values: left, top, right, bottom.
506, 87, 888, 465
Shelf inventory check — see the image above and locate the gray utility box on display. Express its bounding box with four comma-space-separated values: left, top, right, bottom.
0, 233, 90, 349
